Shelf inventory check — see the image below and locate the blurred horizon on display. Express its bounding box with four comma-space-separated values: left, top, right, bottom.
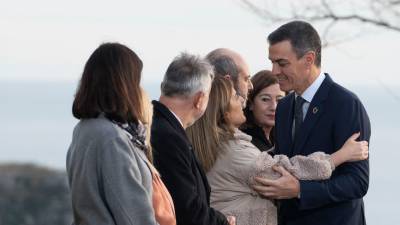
1, 79, 397, 168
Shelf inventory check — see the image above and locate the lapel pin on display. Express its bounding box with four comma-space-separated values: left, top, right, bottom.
313, 107, 319, 114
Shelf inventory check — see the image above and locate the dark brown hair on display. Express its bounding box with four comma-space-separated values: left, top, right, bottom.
241, 70, 279, 132
268, 20, 322, 67
72, 43, 144, 124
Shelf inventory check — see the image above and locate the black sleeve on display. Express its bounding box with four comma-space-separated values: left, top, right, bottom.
153, 132, 229, 225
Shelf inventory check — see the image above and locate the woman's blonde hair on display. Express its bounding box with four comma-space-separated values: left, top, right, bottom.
186, 76, 235, 172
140, 88, 153, 163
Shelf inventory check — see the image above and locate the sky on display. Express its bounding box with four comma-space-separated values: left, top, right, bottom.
2, 0, 400, 91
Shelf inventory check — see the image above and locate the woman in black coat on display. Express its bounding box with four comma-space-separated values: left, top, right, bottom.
241, 70, 285, 152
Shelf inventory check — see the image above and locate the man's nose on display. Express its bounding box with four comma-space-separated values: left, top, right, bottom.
248, 79, 253, 90
271, 65, 281, 76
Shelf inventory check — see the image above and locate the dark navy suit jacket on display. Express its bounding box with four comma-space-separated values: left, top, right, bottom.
151, 100, 228, 225
274, 75, 371, 225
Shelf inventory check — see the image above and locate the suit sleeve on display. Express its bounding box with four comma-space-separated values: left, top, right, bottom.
298, 97, 371, 210
153, 132, 229, 225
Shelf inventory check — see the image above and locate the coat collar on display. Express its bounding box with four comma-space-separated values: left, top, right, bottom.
152, 100, 187, 138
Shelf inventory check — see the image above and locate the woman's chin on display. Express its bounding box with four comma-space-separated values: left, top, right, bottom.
241, 117, 247, 125
263, 122, 275, 128
234, 118, 246, 128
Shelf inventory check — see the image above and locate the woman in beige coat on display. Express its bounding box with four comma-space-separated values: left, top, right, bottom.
186, 77, 368, 225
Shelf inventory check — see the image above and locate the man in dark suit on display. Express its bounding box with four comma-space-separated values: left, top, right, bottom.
151, 53, 234, 225
253, 21, 371, 225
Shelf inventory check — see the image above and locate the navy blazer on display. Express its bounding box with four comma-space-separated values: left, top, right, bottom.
274, 75, 371, 225
151, 101, 228, 225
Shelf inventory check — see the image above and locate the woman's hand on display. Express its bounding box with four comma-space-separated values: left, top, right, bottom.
331, 132, 369, 167
340, 132, 369, 162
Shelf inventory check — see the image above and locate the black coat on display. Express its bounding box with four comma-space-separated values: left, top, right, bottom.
274, 74, 371, 225
241, 126, 273, 152
151, 101, 229, 225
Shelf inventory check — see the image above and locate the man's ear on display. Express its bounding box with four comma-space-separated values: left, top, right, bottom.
304, 51, 315, 67
193, 91, 205, 109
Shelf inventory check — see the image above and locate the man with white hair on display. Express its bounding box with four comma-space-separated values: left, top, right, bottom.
151, 53, 235, 225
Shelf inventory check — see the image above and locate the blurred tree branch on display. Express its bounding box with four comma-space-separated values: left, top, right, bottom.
239, 0, 400, 102
240, 0, 400, 46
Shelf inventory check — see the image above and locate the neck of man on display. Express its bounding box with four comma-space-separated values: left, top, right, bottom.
296, 66, 321, 95
159, 95, 193, 129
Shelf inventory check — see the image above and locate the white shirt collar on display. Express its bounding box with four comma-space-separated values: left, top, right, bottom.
298, 72, 325, 103
168, 108, 184, 128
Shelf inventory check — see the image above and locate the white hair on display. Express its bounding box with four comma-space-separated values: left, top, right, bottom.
161, 52, 214, 97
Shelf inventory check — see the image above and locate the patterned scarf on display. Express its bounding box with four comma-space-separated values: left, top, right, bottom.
110, 119, 147, 151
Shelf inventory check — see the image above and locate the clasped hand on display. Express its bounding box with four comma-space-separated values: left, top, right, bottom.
252, 165, 300, 199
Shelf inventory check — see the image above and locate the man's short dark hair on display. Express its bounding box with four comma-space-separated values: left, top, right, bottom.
268, 21, 322, 67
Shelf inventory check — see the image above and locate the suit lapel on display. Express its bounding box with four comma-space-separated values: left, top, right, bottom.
292, 74, 334, 155
277, 93, 295, 156
292, 101, 325, 155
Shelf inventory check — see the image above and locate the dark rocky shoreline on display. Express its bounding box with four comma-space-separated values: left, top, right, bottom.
0, 163, 72, 225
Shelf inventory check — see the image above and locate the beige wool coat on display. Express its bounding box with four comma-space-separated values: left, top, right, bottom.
206, 129, 335, 225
